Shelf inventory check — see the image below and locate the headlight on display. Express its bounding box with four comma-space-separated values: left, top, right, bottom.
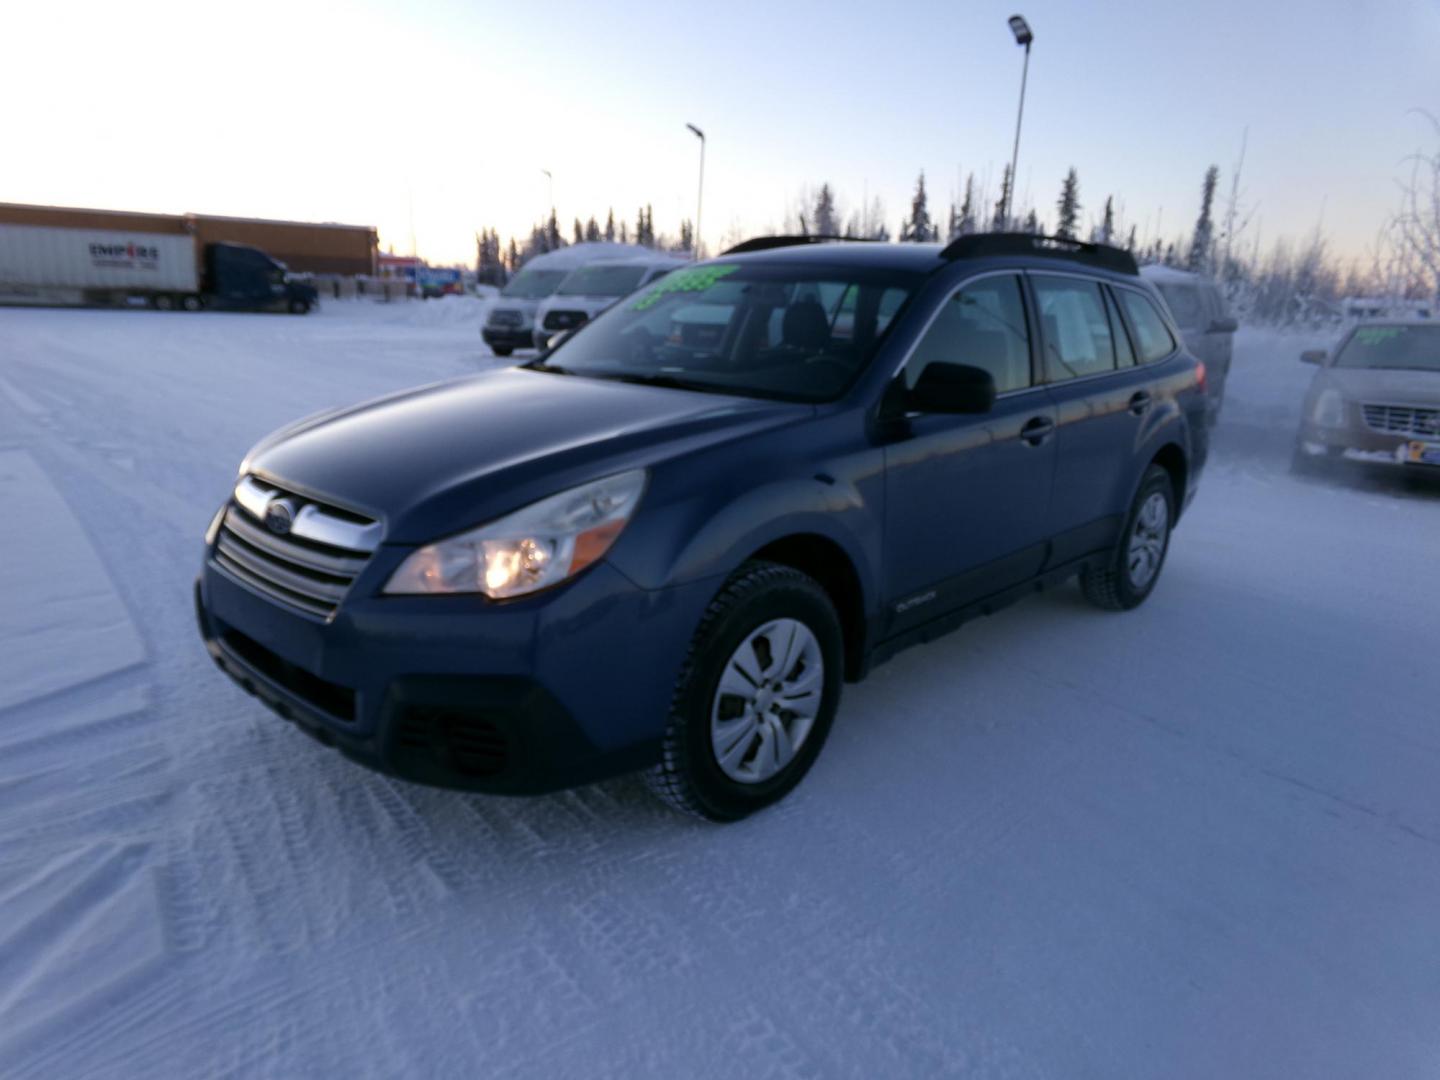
1312, 389, 1346, 428
383, 470, 646, 598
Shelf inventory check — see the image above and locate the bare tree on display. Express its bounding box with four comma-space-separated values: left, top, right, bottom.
1392, 110, 1440, 301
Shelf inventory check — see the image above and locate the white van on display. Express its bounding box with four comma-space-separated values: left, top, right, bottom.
532, 254, 688, 350
482, 242, 653, 357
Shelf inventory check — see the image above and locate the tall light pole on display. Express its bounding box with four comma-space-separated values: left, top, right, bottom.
686, 123, 705, 260
541, 168, 554, 216
1003, 14, 1033, 230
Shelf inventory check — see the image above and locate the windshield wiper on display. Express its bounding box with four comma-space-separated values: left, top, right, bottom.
524, 359, 575, 375
585, 370, 731, 394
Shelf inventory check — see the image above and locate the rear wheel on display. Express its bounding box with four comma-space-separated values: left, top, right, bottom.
646, 561, 844, 821
180, 294, 203, 312
153, 294, 175, 311
1081, 464, 1174, 611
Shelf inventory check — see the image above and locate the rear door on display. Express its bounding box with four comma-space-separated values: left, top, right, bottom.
883, 272, 1057, 634
1030, 272, 1159, 565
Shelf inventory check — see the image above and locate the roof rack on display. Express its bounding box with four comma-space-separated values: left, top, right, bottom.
721, 235, 864, 255
940, 232, 1138, 275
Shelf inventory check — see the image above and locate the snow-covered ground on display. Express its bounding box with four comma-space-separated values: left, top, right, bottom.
2, 303, 1439, 1078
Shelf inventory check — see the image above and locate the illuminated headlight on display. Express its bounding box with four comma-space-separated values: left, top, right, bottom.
383, 470, 646, 598
1312, 389, 1346, 428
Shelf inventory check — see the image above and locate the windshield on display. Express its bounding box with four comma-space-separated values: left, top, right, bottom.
556, 264, 650, 297
1334, 325, 1440, 372
501, 268, 568, 299
537, 262, 918, 402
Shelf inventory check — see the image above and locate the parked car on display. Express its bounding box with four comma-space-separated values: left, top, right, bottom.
1292, 321, 1440, 474
197, 233, 1208, 820
481, 242, 655, 357
532, 254, 688, 350
1141, 266, 1237, 422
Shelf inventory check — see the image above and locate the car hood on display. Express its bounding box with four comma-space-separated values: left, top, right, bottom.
245, 368, 807, 544
1324, 366, 1440, 407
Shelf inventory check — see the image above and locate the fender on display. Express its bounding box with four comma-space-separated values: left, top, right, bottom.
607, 470, 883, 621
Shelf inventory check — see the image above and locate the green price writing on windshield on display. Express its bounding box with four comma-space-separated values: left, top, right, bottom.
1354, 327, 1403, 346
631, 264, 739, 311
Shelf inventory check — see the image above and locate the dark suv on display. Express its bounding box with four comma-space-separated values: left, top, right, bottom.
196, 234, 1208, 820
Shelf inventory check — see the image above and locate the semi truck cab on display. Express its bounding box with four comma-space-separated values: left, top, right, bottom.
203, 243, 318, 314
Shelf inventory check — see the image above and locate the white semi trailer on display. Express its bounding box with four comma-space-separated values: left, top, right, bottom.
0, 222, 318, 313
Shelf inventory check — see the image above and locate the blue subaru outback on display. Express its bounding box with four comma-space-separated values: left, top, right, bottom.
197, 234, 1208, 820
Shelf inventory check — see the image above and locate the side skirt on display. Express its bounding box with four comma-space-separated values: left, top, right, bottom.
856, 552, 1106, 678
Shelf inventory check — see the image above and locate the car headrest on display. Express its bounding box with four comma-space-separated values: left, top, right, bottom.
782, 299, 830, 352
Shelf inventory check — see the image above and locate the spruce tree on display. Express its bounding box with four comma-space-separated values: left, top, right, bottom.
1024, 209, 1040, 234
1125, 225, 1137, 253
959, 174, 977, 235
585, 216, 601, 242
1055, 168, 1081, 240
572, 219, 583, 245
506, 238, 519, 275
1099, 196, 1115, 245
947, 201, 960, 241
902, 171, 933, 242
814, 184, 839, 236
993, 165, 1013, 230
545, 210, 562, 250
619, 220, 629, 244
1188, 165, 1220, 272
679, 220, 694, 253
604, 209, 616, 242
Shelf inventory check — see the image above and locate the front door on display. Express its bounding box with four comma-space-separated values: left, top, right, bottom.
883, 273, 1057, 636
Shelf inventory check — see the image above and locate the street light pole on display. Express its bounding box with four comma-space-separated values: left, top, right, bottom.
686, 123, 705, 260
541, 168, 554, 217
1004, 15, 1033, 230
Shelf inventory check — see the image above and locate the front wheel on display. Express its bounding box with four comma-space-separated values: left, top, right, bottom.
491, 345, 514, 357
646, 562, 844, 821
1081, 464, 1175, 611
180, 294, 203, 312
288, 298, 310, 315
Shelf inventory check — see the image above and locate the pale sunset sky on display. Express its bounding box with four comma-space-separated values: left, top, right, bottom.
4, 0, 1437, 266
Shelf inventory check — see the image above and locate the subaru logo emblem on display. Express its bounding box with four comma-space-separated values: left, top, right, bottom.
264, 499, 295, 536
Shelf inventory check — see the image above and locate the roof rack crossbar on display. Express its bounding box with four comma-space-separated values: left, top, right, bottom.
940, 232, 1138, 275
720, 235, 868, 255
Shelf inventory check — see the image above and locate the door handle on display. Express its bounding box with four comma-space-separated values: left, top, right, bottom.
1128, 391, 1153, 416
1020, 416, 1055, 446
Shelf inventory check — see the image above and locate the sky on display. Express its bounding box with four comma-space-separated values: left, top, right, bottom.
3, 0, 1437, 267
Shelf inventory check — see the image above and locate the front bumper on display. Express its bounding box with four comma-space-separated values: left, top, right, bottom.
1296, 423, 1440, 469
480, 325, 533, 351
196, 544, 717, 794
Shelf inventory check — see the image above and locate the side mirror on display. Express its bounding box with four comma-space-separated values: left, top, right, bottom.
545, 329, 572, 352
906, 362, 996, 414
1208, 316, 1238, 334
1300, 349, 1326, 365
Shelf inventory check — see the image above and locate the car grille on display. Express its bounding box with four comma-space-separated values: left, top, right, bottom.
213, 477, 379, 620
542, 309, 588, 331
487, 307, 524, 327
1362, 403, 1440, 438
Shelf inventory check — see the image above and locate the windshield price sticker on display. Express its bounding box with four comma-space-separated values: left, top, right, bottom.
632, 264, 739, 311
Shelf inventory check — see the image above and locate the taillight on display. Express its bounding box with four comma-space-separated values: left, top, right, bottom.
1195, 360, 1207, 391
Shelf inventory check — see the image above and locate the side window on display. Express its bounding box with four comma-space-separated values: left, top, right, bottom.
1117, 289, 1179, 363
1032, 275, 1117, 381
1157, 282, 1205, 328
904, 275, 1032, 394
1105, 288, 1136, 367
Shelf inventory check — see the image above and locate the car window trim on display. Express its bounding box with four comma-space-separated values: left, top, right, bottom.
887, 268, 1038, 394
1110, 281, 1182, 365
1024, 268, 1135, 386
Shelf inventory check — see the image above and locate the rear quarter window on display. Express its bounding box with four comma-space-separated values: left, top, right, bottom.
1156, 282, 1206, 328
1117, 289, 1178, 363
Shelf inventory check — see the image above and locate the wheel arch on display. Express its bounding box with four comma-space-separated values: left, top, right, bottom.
747, 533, 869, 681
1150, 441, 1188, 520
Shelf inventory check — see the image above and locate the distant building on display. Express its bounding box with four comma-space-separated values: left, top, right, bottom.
0, 202, 377, 276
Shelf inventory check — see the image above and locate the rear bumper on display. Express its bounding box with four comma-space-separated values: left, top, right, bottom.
196, 547, 716, 794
